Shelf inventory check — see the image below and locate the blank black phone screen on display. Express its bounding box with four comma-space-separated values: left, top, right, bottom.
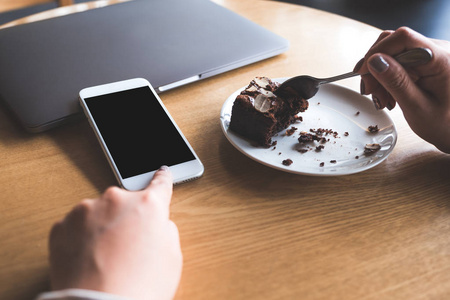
85, 86, 195, 179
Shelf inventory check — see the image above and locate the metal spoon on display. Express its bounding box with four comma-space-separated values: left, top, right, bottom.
275, 47, 433, 99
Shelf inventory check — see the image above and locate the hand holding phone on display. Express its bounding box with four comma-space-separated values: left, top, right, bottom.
79, 78, 204, 190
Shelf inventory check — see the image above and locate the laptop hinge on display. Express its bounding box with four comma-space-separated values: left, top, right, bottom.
157, 75, 201, 92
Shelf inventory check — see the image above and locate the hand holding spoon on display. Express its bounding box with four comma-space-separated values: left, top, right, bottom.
275, 48, 433, 99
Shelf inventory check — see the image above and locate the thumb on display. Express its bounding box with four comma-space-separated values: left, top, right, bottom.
367, 54, 425, 111
142, 166, 173, 210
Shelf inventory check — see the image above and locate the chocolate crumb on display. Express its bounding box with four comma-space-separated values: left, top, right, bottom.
298, 149, 309, 153
298, 132, 318, 143
315, 145, 325, 152
320, 162, 325, 167
364, 143, 381, 155
368, 125, 379, 133
344, 132, 349, 136
282, 159, 293, 166
295, 115, 303, 122
330, 160, 337, 163
310, 128, 336, 136
355, 156, 359, 159
285, 127, 297, 136
356, 111, 360, 116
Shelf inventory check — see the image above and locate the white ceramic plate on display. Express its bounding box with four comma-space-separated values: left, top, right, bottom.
220, 79, 397, 176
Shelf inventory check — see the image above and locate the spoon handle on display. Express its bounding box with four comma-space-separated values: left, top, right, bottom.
319, 71, 359, 85
319, 47, 433, 85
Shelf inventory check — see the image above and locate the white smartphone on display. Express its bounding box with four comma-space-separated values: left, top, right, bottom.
79, 78, 204, 191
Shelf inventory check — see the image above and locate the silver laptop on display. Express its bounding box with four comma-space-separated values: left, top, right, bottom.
0, 0, 289, 132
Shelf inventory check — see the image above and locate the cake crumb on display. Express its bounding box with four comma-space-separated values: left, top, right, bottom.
298, 132, 317, 143
295, 115, 303, 122
282, 159, 293, 166
368, 125, 379, 133
285, 127, 297, 136
364, 143, 381, 155
315, 145, 325, 152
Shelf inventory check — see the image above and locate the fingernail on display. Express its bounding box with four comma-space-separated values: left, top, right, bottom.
386, 101, 394, 111
372, 96, 382, 110
360, 80, 365, 95
353, 58, 364, 73
369, 55, 389, 73
159, 165, 169, 171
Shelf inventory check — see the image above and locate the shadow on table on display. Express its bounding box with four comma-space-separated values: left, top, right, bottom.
0, 100, 115, 196
46, 119, 116, 192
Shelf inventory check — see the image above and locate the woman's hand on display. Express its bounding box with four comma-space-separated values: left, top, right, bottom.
48, 166, 182, 300
354, 27, 450, 153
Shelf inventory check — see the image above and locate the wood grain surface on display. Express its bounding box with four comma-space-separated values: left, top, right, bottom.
1, 1, 449, 299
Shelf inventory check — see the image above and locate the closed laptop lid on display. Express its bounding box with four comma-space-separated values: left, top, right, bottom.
0, 0, 289, 132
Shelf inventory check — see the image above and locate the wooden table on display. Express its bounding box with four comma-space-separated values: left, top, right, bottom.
1, 1, 450, 299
